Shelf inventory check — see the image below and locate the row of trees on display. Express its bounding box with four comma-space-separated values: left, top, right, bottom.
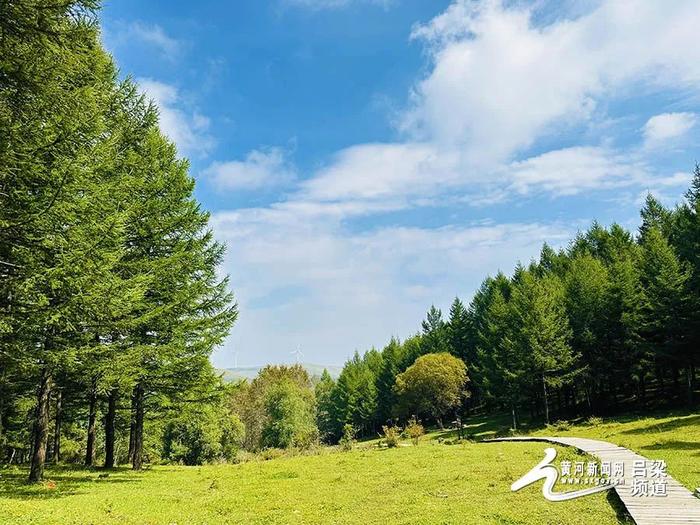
316, 177, 700, 438
227, 354, 467, 451
311, 345, 468, 442
0, 1, 237, 480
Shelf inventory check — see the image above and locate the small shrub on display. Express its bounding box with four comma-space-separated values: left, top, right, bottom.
586, 416, 603, 426
260, 447, 285, 461
233, 450, 255, 464
553, 420, 571, 431
338, 424, 356, 452
405, 417, 424, 446
382, 425, 402, 448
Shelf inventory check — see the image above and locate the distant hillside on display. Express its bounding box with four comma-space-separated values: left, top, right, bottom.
219, 363, 343, 382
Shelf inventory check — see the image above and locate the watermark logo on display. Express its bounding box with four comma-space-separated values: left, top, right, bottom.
512, 448, 668, 501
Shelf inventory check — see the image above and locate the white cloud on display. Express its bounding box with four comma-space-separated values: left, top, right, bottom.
203, 148, 296, 190
403, 0, 700, 168
293, 143, 653, 209
249, 0, 700, 213
630, 171, 694, 208
643, 112, 696, 146
508, 146, 647, 196
211, 205, 572, 366
129, 22, 180, 59
205, 1, 700, 207
650, 171, 693, 188
137, 78, 214, 157
105, 21, 181, 60
300, 142, 460, 202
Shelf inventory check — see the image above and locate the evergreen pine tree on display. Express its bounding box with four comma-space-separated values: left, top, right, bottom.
447, 298, 471, 363
672, 165, 700, 402
375, 338, 404, 425
640, 226, 693, 404
639, 193, 671, 242
315, 369, 336, 443
509, 272, 576, 425
0, 0, 135, 481
563, 255, 610, 412
420, 305, 448, 355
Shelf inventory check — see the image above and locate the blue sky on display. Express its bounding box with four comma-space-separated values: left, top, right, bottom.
101, 0, 700, 368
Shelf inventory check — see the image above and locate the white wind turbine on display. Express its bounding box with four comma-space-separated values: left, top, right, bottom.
291, 345, 304, 364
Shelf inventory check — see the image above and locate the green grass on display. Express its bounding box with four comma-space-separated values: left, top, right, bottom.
532, 412, 700, 491
1, 410, 697, 524
431, 409, 700, 491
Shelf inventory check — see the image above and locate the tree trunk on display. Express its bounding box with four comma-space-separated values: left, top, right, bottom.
585, 386, 592, 413
28, 368, 52, 483
687, 366, 695, 406
511, 405, 517, 430
455, 412, 463, 439
85, 378, 97, 467
104, 390, 117, 468
132, 383, 144, 470
436, 416, 444, 431
542, 374, 550, 425
53, 390, 62, 464
128, 390, 136, 464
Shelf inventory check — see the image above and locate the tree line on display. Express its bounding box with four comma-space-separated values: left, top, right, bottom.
0, 1, 237, 481
2, 0, 699, 475
313, 178, 700, 440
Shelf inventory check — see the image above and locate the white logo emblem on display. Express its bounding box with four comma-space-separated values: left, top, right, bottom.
512, 448, 615, 501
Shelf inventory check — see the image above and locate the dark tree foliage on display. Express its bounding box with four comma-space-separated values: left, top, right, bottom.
0, 1, 236, 479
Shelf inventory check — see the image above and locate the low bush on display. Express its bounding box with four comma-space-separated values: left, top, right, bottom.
404, 417, 424, 446
381, 425, 402, 448
338, 424, 356, 452
551, 420, 571, 431
260, 448, 285, 461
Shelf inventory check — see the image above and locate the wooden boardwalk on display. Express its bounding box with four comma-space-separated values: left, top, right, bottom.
488, 436, 700, 524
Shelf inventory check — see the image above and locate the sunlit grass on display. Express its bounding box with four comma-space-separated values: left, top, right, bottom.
1, 410, 696, 524
530, 411, 700, 491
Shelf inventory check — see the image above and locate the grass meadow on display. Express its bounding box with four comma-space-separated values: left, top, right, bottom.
0, 411, 697, 525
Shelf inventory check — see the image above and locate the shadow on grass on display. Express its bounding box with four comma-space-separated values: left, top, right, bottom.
0, 466, 140, 500
456, 408, 700, 442
640, 440, 700, 454
619, 414, 700, 435
429, 413, 548, 442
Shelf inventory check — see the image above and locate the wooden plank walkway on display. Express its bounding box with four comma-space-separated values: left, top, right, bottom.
487, 436, 700, 524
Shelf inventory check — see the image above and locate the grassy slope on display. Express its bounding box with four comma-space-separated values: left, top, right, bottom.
0, 411, 697, 525
445, 409, 700, 491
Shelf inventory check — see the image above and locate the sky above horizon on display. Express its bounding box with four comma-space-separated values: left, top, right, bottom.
101, 0, 700, 368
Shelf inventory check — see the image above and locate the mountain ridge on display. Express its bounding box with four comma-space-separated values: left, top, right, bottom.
218, 363, 343, 382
